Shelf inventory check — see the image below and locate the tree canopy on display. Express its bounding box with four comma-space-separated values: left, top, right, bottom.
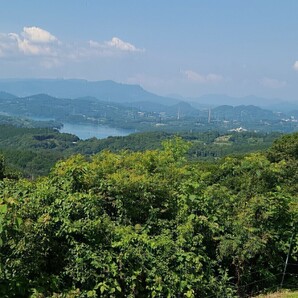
0, 134, 297, 297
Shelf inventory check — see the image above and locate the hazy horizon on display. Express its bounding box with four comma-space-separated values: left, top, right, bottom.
0, 77, 288, 103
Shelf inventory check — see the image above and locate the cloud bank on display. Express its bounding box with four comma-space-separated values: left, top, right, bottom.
0, 27, 59, 59
89, 37, 144, 57
22, 26, 57, 43
182, 69, 223, 84
0, 26, 144, 67
107, 37, 143, 52
260, 77, 286, 89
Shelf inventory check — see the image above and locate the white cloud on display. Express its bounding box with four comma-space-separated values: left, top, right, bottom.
89, 40, 102, 48
0, 27, 59, 57
8, 33, 54, 56
88, 40, 111, 56
260, 77, 286, 89
90, 37, 144, 53
22, 26, 57, 43
293, 61, 298, 71
0, 27, 144, 69
106, 37, 143, 52
182, 70, 223, 84
0, 33, 18, 57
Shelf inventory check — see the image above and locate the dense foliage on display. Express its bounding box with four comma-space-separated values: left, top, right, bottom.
0, 133, 297, 297
0, 125, 280, 178
0, 125, 78, 177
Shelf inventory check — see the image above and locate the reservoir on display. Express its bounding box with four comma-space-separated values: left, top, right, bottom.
23, 116, 134, 140
59, 122, 134, 140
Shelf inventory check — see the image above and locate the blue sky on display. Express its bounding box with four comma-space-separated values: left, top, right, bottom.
1, 0, 298, 101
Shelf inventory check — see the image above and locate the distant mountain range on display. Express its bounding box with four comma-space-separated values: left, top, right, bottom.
0, 88, 297, 133
0, 91, 17, 100
0, 79, 297, 112
0, 78, 298, 123
0, 91, 293, 123
185, 94, 298, 112
211, 105, 281, 122
0, 79, 178, 105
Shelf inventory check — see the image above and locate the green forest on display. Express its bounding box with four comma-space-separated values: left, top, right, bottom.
0, 130, 297, 297
0, 124, 281, 178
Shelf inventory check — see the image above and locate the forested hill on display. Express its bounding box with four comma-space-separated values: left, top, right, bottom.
1, 91, 297, 133
0, 125, 281, 178
0, 91, 17, 100
0, 133, 297, 297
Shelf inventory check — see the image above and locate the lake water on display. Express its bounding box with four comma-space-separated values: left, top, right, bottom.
23, 116, 134, 140
59, 122, 134, 140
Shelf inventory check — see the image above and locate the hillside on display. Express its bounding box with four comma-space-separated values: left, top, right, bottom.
0, 92, 297, 134
0, 79, 178, 105
0, 125, 281, 177
211, 105, 280, 121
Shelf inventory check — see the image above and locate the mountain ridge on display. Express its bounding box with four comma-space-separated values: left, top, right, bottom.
0, 78, 297, 113
0, 79, 178, 106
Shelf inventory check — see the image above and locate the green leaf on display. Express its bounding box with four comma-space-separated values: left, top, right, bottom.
87, 290, 95, 297
100, 285, 107, 294
0, 204, 7, 214
16, 217, 23, 228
